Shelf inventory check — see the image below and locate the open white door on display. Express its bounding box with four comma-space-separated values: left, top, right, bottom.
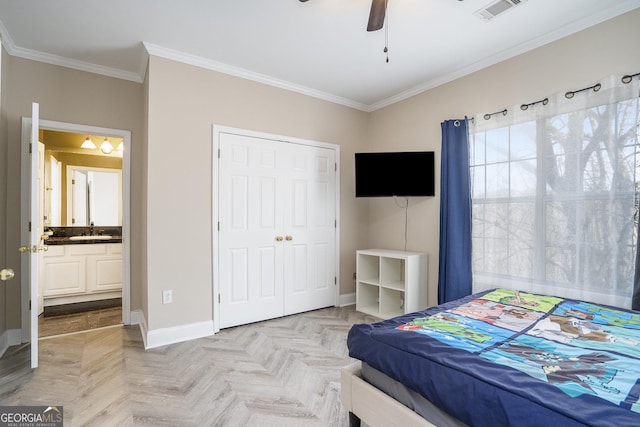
20, 102, 41, 368
29, 102, 40, 368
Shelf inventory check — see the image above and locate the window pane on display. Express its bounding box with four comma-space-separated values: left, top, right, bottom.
485, 238, 508, 275
545, 245, 574, 284
545, 200, 576, 244
486, 128, 509, 163
510, 121, 536, 160
508, 202, 535, 278
472, 237, 485, 271
581, 243, 613, 290
484, 203, 508, 240
486, 163, 509, 198
509, 239, 534, 278
471, 165, 485, 198
472, 203, 485, 238
583, 149, 614, 192
471, 132, 485, 166
510, 159, 536, 196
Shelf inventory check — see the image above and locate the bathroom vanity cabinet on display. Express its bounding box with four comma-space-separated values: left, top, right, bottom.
42, 242, 122, 306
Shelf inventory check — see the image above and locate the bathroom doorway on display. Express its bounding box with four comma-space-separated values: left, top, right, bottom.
21, 120, 131, 342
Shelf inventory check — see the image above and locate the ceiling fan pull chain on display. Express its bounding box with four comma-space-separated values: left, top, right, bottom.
384, 0, 389, 63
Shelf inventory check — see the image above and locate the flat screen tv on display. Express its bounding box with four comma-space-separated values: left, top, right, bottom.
355, 151, 435, 197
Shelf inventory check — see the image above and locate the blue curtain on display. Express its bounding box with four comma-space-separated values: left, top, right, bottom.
438, 119, 472, 304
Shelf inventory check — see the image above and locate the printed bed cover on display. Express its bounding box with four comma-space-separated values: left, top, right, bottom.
347, 289, 640, 427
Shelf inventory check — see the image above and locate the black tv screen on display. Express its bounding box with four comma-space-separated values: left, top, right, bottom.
355, 151, 435, 197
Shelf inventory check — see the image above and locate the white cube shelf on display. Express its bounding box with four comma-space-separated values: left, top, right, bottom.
356, 249, 427, 319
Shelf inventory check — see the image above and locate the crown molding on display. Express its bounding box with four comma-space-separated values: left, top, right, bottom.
10, 44, 143, 83
0, 18, 142, 83
142, 41, 369, 112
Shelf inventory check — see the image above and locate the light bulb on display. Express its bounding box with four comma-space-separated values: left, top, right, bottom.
100, 139, 114, 154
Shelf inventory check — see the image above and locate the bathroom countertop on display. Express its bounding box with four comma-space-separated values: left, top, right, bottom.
45, 236, 123, 245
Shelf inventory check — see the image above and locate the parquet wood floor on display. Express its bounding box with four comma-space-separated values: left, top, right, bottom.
1, 306, 376, 426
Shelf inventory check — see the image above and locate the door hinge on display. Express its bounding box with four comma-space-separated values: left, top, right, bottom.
29, 300, 31, 310
334, 277, 337, 285
29, 221, 32, 232
72, 218, 76, 224
334, 162, 337, 172
218, 294, 221, 303
335, 220, 337, 228
72, 178, 75, 185
217, 222, 220, 231
29, 143, 32, 154
218, 148, 221, 159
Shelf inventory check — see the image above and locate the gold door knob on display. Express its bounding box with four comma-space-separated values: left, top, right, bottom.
18, 245, 48, 253
285, 235, 293, 241
0, 268, 15, 281
276, 236, 284, 241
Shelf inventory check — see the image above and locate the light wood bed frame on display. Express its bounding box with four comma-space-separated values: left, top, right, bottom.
340, 361, 436, 427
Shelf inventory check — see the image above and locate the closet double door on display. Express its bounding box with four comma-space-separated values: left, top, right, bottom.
218, 132, 337, 329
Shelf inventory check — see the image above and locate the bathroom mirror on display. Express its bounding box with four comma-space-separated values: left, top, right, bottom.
42, 129, 123, 227
65, 166, 122, 226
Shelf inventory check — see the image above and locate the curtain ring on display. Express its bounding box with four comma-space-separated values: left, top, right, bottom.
454, 120, 460, 127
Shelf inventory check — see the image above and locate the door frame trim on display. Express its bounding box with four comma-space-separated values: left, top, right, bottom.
211, 125, 341, 333
20, 118, 132, 342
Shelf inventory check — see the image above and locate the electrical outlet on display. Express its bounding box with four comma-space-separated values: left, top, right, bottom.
162, 290, 173, 304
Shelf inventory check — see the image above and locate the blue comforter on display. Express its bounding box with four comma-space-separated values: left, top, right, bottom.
347, 289, 640, 427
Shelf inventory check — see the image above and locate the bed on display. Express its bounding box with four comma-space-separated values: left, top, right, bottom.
341, 288, 640, 427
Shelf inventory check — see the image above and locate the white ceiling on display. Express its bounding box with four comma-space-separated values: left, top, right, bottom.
1, 0, 639, 111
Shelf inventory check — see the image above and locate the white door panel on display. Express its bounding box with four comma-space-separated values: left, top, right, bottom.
218, 132, 336, 328
283, 145, 336, 315
219, 134, 284, 328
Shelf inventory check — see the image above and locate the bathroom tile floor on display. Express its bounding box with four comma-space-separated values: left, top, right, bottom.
38, 306, 123, 338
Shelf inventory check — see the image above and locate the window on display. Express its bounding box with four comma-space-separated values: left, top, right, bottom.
471, 77, 640, 308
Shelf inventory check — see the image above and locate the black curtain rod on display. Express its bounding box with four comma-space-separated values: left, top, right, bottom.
474, 70, 638, 123
521, 97, 548, 111
622, 72, 640, 84
565, 83, 601, 99
483, 109, 507, 121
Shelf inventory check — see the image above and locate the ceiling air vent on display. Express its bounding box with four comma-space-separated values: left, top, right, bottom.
474, 0, 528, 21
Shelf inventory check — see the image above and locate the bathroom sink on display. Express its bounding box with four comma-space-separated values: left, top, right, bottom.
69, 235, 112, 241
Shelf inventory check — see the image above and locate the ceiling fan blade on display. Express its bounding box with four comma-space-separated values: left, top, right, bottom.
367, 0, 386, 32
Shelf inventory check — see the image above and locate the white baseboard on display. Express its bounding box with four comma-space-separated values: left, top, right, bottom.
145, 320, 215, 349
0, 329, 23, 358
339, 292, 356, 307
130, 309, 148, 349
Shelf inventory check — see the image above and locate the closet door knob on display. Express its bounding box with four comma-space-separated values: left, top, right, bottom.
276, 236, 284, 241
285, 235, 293, 241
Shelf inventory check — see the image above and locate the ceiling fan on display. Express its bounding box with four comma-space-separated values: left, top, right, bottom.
299, 0, 463, 32
297, 0, 387, 31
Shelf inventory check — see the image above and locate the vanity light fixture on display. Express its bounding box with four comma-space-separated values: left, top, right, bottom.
81, 137, 96, 149
100, 138, 114, 154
